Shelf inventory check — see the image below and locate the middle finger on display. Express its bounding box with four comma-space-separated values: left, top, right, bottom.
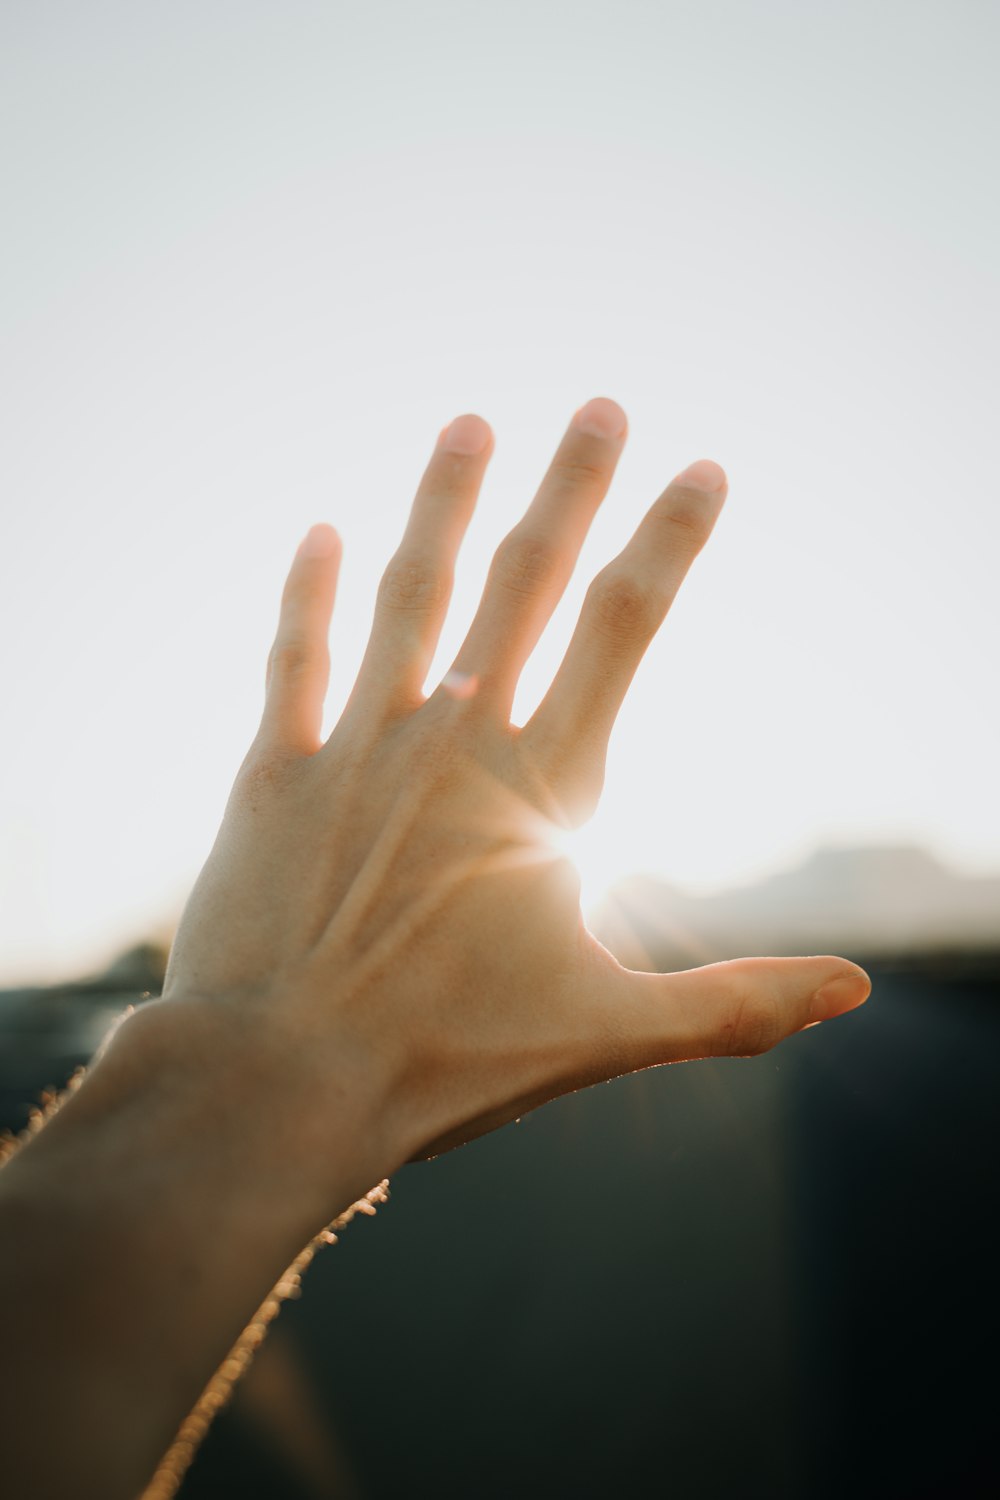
443, 397, 628, 718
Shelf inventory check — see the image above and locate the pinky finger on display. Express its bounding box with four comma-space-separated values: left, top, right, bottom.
259, 523, 341, 755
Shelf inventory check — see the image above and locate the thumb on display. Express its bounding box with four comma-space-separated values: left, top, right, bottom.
607, 954, 871, 1069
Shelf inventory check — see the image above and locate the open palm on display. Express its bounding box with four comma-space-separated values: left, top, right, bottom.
163, 397, 870, 1168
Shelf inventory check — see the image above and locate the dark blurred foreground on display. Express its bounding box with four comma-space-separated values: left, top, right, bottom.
1, 946, 997, 1499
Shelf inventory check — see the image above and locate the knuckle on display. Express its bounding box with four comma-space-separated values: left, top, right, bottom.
658, 492, 713, 547
378, 555, 447, 613
236, 740, 297, 804
494, 532, 560, 597
551, 455, 607, 488
268, 637, 318, 680
722, 991, 783, 1058
589, 570, 657, 640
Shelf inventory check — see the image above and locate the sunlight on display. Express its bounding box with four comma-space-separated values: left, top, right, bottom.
432, 762, 642, 919
548, 813, 641, 918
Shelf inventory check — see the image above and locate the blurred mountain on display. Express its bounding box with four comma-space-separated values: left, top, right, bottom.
589, 844, 1000, 969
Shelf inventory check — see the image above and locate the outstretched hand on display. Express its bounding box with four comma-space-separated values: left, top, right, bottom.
164, 397, 869, 1171
0, 399, 871, 1500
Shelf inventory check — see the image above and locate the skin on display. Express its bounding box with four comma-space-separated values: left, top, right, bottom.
0, 398, 870, 1498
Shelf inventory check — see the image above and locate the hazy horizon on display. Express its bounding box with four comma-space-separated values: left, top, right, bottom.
1, 835, 996, 993
2, 1, 998, 985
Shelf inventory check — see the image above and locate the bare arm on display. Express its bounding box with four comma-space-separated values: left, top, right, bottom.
0, 995, 394, 1499
0, 400, 869, 1498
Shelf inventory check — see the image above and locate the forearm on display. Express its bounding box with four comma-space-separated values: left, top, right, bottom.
0, 991, 399, 1500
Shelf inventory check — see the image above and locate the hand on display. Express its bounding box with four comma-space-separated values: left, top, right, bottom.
163, 397, 870, 1172
0, 400, 873, 1499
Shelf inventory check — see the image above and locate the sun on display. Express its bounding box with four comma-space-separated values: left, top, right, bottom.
548, 811, 640, 917
466, 770, 643, 918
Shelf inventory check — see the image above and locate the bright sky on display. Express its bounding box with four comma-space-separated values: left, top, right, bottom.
1, 0, 997, 986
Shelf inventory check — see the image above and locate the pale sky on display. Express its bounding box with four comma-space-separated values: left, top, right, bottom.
1, 0, 997, 986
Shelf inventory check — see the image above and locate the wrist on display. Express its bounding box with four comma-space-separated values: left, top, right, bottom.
5, 983, 404, 1258
100, 986, 404, 1226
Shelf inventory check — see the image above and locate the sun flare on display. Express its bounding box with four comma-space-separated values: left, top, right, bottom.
547, 813, 640, 917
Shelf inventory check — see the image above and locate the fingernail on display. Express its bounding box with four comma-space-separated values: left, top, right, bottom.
441, 414, 491, 455
573, 397, 627, 440
674, 459, 727, 493
297, 523, 339, 559
809, 971, 871, 1023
